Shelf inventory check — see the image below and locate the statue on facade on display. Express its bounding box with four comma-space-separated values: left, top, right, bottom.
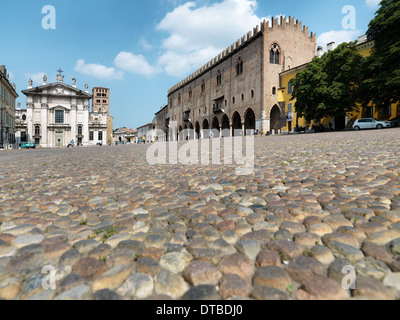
72, 78, 76, 86
43, 74, 47, 82
29, 78, 33, 86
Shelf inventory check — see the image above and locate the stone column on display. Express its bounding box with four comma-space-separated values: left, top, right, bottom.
83, 103, 90, 145
26, 101, 34, 143
71, 105, 77, 144
41, 103, 48, 147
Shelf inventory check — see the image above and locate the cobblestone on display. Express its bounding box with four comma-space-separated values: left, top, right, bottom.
1, 129, 400, 299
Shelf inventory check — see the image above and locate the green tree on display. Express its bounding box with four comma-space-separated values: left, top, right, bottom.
361, 0, 400, 109
290, 42, 363, 122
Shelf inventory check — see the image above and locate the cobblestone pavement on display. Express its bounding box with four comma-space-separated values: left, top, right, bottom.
1, 129, 400, 300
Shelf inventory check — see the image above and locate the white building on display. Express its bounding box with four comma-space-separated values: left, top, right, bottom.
137, 123, 156, 143
21, 73, 107, 147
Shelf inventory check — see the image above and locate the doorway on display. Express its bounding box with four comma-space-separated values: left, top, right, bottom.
55, 132, 64, 147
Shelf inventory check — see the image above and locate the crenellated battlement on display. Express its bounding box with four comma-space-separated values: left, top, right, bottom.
168, 16, 315, 96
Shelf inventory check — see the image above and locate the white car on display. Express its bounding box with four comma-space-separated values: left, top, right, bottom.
353, 118, 392, 131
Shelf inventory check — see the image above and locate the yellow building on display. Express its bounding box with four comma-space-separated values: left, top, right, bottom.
0, 65, 18, 149
278, 36, 399, 132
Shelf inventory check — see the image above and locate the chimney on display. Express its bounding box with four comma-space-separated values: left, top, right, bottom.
327, 42, 336, 51
317, 46, 323, 58
358, 35, 367, 44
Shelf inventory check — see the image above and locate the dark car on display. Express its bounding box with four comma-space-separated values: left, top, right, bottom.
389, 117, 400, 127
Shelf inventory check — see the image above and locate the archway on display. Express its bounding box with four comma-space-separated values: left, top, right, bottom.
189, 122, 195, 140
221, 114, 230, 137
270, 105, 281, 134
195, 122, 201, 139
211, 117, 220, 138
202, 119, 210, 139
244, 108, 256, 135
232, 112, 242, 136
178, 125, 183, 141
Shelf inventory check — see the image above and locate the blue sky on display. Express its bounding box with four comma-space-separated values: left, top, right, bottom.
0, 0, 381, 129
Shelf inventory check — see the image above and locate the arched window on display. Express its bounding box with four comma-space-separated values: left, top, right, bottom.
241, 94, 244, 101
272, 87, 276, 95
201, 80, 205, 94
270, 44, 281, 65
216, 70, 222, 86
189, 88, 192, 99
232, 97, 236, 104
251, 90, 255, 98
35, 126, 40, 136
236, 58, 243, 75
178, 94, 181, 104
78, 126, 83, 135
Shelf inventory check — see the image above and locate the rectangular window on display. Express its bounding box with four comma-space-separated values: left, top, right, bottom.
55, 110, 64, 124
98, 131, 103, 141
288, 103, 292, 112
382, 105, 391, 116
89, 132, 94, 141
288, 82, 293, 94
216, 74, 222, 86
201, 83, 205, 93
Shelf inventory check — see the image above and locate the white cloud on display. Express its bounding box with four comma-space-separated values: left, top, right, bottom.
114, 52, 160, 76
317, 29, 362, 51
24, 72, 46, 85
366, 0, 381, 9
156, 0, 268, 77
139, 37, 153, 50
74, 59, 124, 80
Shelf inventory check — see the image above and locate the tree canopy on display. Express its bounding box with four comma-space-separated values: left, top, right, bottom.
361, 0, 400, 107
290, 42, 363, 122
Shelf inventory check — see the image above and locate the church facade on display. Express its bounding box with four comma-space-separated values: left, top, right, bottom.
165, 16, 316, 139
21, 73, 108, 148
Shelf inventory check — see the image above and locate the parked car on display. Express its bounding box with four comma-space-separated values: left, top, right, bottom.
96, 142, 103, 146
21, 142, 36, 149
389, 117, 400, 127
353, 118, 392, 131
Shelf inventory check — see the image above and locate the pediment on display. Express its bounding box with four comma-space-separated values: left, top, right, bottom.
22, 82, 92, 98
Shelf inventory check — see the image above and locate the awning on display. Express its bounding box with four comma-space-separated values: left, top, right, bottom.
213, 95, 225, 101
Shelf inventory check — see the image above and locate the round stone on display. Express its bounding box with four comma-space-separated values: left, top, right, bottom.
218, 253, 255, 279
253, 266, 292, 291
219, 274, 252, 299
183, 261, 222, 286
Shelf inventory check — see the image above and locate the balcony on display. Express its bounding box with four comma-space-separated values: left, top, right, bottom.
213, 103, 224, 114
212, 96, 225, 114
183, 110, 191, 122
48, 123, 71, 128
